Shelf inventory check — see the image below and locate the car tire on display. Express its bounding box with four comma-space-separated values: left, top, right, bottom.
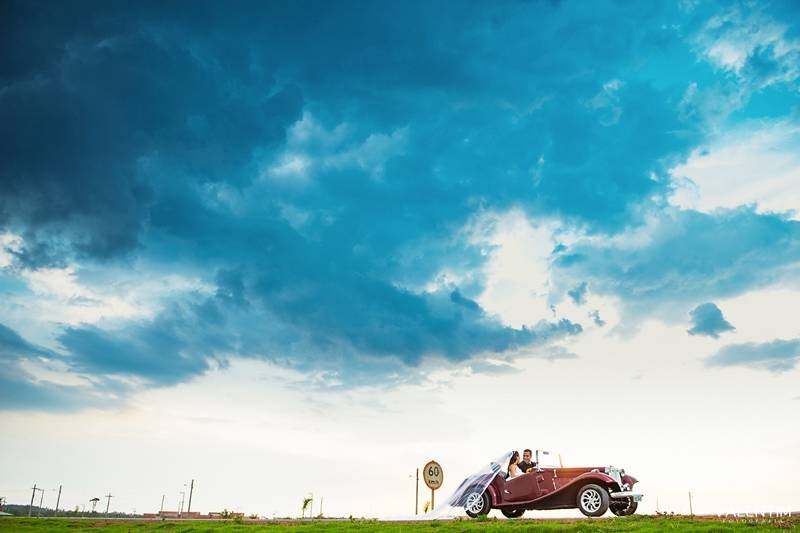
464, 488, 491, 518
501, 508, 525, 519
576, 484, 610, 517
610, 499, 638, 516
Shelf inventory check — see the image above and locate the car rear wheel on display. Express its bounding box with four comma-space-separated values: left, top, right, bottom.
576, 484, 610, 517
464, 488, 491, 518
610, 499, 638, 516
501, 508, 525, 518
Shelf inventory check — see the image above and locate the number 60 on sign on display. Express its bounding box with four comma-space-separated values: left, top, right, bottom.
423, 460, 443, 489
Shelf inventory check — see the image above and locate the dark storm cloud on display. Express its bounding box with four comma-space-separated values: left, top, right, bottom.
0, 0, 303, 266
53, 272, 583, 388
1, 0, 705, 268
0, 372, 80, 411
0, 322, 106, 411
687, 303, 735, 338
4, 0, 797, 408
59, 316, 212, 386
0, 322, 50, 360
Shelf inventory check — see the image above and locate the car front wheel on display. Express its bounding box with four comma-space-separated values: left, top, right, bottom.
464, 489, 491, 518
576, 484, 610, 517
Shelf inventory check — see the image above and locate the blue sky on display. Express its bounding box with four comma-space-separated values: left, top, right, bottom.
1, 0, 800, 517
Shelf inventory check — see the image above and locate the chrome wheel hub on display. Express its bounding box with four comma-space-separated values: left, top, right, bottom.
581, 489, 602, 512
465, 492, 484, 514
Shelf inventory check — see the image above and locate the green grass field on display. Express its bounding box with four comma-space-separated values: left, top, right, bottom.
0, 516, 797, 532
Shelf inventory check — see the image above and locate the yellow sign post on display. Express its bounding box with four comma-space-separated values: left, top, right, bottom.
422, 460, 443, 511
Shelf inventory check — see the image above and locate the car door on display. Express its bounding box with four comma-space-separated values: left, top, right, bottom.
502, 472, 540, 503
534, 467, 557, 496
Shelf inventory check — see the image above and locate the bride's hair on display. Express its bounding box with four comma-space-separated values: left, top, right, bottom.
509, 451, 519, 467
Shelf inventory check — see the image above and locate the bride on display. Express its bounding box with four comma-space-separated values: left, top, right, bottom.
507, 451, 521, 478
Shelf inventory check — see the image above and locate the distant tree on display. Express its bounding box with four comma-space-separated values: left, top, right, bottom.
301, 496, 313, 518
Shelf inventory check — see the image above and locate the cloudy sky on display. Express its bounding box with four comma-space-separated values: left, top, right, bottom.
1, 0, 799, 519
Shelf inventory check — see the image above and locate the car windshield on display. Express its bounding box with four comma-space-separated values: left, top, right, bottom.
535, 449, 562, 468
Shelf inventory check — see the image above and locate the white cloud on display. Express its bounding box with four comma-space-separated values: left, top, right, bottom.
267, 152, 312, 180
469, 210, 557, 328
670, 119, 800, 219
697, 8, 800, 87
584, 79, 625, 125
715, 285, 800, 343
0, 232, 23, 268
0, 257, 212, 348
2, 320, 798, 518
263, 111, 408, 184
19, 267, 143, 325
3, 217, 800, 516
326, 128, 408, 179
467, 209, 620, 334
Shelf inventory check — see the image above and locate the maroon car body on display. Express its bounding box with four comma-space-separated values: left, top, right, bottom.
456, 452, 642, 518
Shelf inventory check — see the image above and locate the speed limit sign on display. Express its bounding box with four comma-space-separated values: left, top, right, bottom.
423, 460, 443, 489
423, 460, 443, 511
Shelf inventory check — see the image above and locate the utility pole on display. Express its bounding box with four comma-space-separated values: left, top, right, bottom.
37, 488, 44, 517
160, 494, 165, 514
688, 491, 693, 518
415, 468, 419, 515
104, 493, 113, 517
28, 484, 37, 517
187, 480, 194, 514
179, 491, 185, 517
319, 497, 323, 518
55, 485, 62, 516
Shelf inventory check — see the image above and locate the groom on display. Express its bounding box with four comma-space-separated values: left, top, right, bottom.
517, 448, 536, 473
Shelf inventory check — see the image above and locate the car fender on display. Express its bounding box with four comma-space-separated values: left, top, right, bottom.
570, 471, 622, 489
567, 472, 621, 492
486, 483, 500, 506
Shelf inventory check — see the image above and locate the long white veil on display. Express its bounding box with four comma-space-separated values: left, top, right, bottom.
406, 451, 513, 520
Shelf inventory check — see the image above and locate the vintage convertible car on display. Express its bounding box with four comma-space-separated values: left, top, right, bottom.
452, 451, 642, 518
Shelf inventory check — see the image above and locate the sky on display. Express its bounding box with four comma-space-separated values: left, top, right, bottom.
1, 0, 799, 519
